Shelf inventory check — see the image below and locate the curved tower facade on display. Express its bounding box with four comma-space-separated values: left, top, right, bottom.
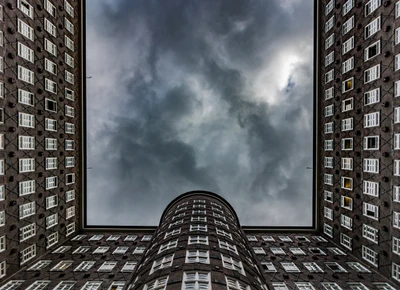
127, 190, 268, 290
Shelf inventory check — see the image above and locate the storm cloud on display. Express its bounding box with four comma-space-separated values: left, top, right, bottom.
86, 0, 314, 226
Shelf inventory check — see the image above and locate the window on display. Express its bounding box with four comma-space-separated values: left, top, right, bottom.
44, 38, 57, 56
325, 69, 334, 83
143, 277, 168, 290
324, 191, 333, 203
112, 247, 129, 255
65, 123, 75, 134
342, 118, 353, 131
270, 247, 286, 255
65, 53, 74, 68
73, 246, 90, 254
396, 81, 400, 97
324, 224, 333, 237
45, 58, 57, 74
17, 0, 34, 18
20, 223, 36, 241
394, 237, 400, 256
186, 250, 209, 264
66, 223, 75, 236
324, 174, 333, 185
290, 248, 306, 255
342, 57, 354, 74
18, 42, 34, 63
325, 105, 334, 117
342, 36, 354, 54
46, 196, 57, 210
65, 18, 74, 34
326, 262, 347, 273
45, 157, 57, 170
325, 122, 334, 134
190, 224, 207, 232
0, 281, 25, 289
65, 35, 75, 51
28, 260, 52, 271
44, 0, 56, 16
347, 262, 371, 273
272, 283, 289, 290
325, 51, 334, 67
108, 282, 125, 290
364, 112, 380, 127
340, 214, 352, 230
65, 157, 75, 168
66, 173, 75, 185
46, 176, 57, 189
281, 262, 300, 272
373, 283, 396, 290
341, 196, 352, 210
93, 246, 109, 254
18, 18, 34, 41
340, 233, 352, 250
363, 224, 378, 243
133, 247, 146, 254
98, 261, 117, 272
45, 79, 57, 94
19, 202, 35, 219
364, 64, 380, 83
65, 105, 74, 117
158, 240, 178, 253
342, 78, 353, 93
18, 89, 34, 106
325, 87, 334, 100
124, 235, 137, 241
341, 177, 353, 190
365, 16, 381, 38
363, 158, 379, 173
19, 136, 35, 150
394, 212, 400, 229
47, 232, 58, 248
364, 88, 380, 106
65, 70, 74, 84
0, 185, 4, 201
44, 18, 56, 37
19, 158, 35, 173
364, 136, 379, 150
45, 118, 57, 132
19, 112, 34, 128
71, 235, 87, 241
396, 54, 400, 71
21, 244, 36, 264
342, 138, 353, 150
394, 263, 400, 281
18, 65, 34, 84
165, 228, 181, 238
150, 254, 174, 274
219, 240, 238, 254
362, 245, 378, 266
341, 158, 352, 170
261, 262, 276, 272
326, 34, 334, 50
81, 282, 102, 290
65, 140, 74, 150
363, 202, 379, 220
188, 236, 208, 245
221, 255, 245, 275
324, 207, 333, 220
66, 206, 75, 219
325, 16, 334, 32
321, 283, 343, 290
342, 16, 354, 35
65, 0, 74, 16
45, 98, 57, 112
324, 140, 333, 151
295, 282, 316, 290
365, 40, 380, 61
46, 213, 58, 229
326, 0, 334, 15
74, 261, 96, 272
365, 0, 381, 15
324, 157, 333, 168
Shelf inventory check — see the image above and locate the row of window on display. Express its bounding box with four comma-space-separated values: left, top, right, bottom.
27, 259, 136, 272
246, 235, 327, 242
324, 136, 383, 151
69, 234, 152, 242
17, 203, 75, 220
0, 280, 126, 290
263, 260, 368, 273
52, 245, 147, 255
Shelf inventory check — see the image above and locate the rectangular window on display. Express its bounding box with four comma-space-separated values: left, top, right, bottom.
65, 0, 74, 17
46, 195, 58, 209
65, 70, 74, 84
340, 214, 352, 230
341, 196, 352, 210
364, 88, 380, 105
21, 244, 36, 264
66, 223, 75, 236
365, 40, 380, 61
395, 107, 400, 123
324, 207, 333, 221
394, 237, 400, 256
342, 57, 354, 73
46, 213, 58, 229
342, 78, 353, 93
325, 87, 334, 100
19, 136, 35, 150
364, 64, 380, 83
44, 18, 56, 37
324, 174, 333, 185
364, 136, 379, 150
221, 255, 245, 275
44, 38, 57, 56
0, 185, 4, 201
150, 254, 174, 274
65, 35, 74, 51
325, 16, 334, 32
65, 140, 74, 150
395, 160, 400, 176
326, 34, 334, 50
343, 0, 354, 16
324, 191, 333, 203
17, 0, 34, 18
396, 28, 400, 45
18, 89, 34, 106
342, 16, 354, 35
65, 190, 75, 202
341, 157, 353, 170
325, 69, 334, 83
44, 0, 56, 16
365, 16, 381, 38
18, 42, 34, 63
363, 158, 379, 173
19, 158, 35, 172
45, 58, 57, 74
394, 186, 400, 203
19, 180, 35, 196
66, 173, 75, 185
65, 157, 75, 168
186, 250, 210, 264
18, 65, 34, 84
324, 157, 333, 168
45, 176, 57, 190
363, 180, 379, 197
325, 262, 347, 273
394, 212, 400, 229
341, 118, 353, 131
342, 98, 353, 112
20, 201, 35, 219
363, 224, 379, 243
74, 261, 96, 272
325, 51, 334, 67
340, 233, 352, 250
65, 123, 75, 134
20, 223, 36, 241
65, 53, 74, 68
18, 18, 34, 41
45, 138, 57, 150
45, 157, 57, 170
347, 262, 371, 273
396, 81, 400, 97
45, 118, 57, 131
281, 262, 300, 273
65, 18, 74, 34
365, 0, 381, 16
341, 177, 353, 190
98, 261, 117, 272
45, 79, 57, 94
342, 37, 354, 54
66, 206, 75, 219
325, 104, 334, 117
325, 122, 334, 134
363, 202, 379, 220
326, 0, 334, 15
362, 245, 378, 266
19, 112, 35, 128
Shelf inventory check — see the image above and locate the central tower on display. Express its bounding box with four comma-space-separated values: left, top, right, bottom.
126, 190, 268, 290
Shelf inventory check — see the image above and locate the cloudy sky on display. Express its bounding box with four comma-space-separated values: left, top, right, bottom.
86, 0, 314, 226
